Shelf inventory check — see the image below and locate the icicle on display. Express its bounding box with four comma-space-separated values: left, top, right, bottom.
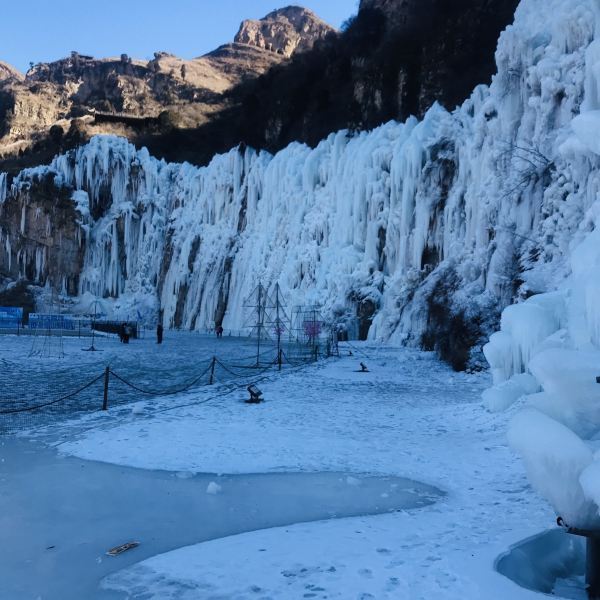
0, 173, 7, 204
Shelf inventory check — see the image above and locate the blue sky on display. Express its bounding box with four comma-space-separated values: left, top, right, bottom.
3, 1, 359, 72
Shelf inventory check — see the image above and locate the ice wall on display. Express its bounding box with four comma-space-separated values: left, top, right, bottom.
481, 0, 600, 529
1, 0, 599, 368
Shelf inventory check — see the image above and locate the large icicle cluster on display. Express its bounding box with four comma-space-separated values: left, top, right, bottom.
482, 0, 600, 528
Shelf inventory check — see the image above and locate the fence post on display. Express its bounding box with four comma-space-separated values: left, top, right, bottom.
209, 356, 216, 385
278, 349, 283, 371
102, 366, 110, 410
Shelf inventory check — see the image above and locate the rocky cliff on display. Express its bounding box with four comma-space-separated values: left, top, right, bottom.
0, 170, 84, 295
0, 61, 23, 83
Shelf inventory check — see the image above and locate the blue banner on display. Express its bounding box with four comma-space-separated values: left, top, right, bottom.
29, 314, 75, 331
0, 307, 23, 319
0, 317, 19, 329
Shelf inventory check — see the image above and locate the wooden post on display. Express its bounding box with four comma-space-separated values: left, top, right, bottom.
209, 356, 216, 385
278, 348, 283, 371
102, 366, 110, 410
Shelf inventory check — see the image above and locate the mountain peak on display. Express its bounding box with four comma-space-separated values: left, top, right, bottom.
234, 5, 335, 57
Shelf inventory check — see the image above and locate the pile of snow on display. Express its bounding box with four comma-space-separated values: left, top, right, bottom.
508, 409, 595, 526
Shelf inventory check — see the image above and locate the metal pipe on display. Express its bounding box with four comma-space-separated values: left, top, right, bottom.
561, 519, 600, 599
587, 536, 600, 600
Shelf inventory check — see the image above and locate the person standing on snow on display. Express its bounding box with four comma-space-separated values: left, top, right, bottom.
122, 322, 131, 344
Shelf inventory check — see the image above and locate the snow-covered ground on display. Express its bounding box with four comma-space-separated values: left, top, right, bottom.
8, 340, 552, 599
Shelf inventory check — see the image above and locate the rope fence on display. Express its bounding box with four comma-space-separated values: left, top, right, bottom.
0, 341, 337, 434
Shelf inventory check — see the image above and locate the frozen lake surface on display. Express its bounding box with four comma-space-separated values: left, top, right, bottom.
0, 437, 442, 600
0, 337, 557, 598
0, 331, 308, 431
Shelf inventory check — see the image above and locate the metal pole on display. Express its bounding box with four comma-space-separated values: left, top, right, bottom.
91, 300, 97, 350
588, 536, 600, 599
102, 366, 110, 410
256, 283, 263, 367
312, 309, 317, 356
209, 356, 216, 385
564, 523, 600, 599
275, 283, 281, 371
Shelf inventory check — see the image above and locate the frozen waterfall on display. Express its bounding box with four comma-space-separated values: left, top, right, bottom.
1, 0, 599, 370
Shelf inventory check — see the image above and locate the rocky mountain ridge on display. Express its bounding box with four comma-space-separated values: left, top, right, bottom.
0, 6, 334, 167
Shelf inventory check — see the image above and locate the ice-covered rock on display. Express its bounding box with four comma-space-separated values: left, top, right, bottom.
508, 409, 597, 528
484, 294, 567, 385
527, 349, 600, 439
581, 456, 600, 517
482, 372, 539, 412
206, 481, 222, 495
